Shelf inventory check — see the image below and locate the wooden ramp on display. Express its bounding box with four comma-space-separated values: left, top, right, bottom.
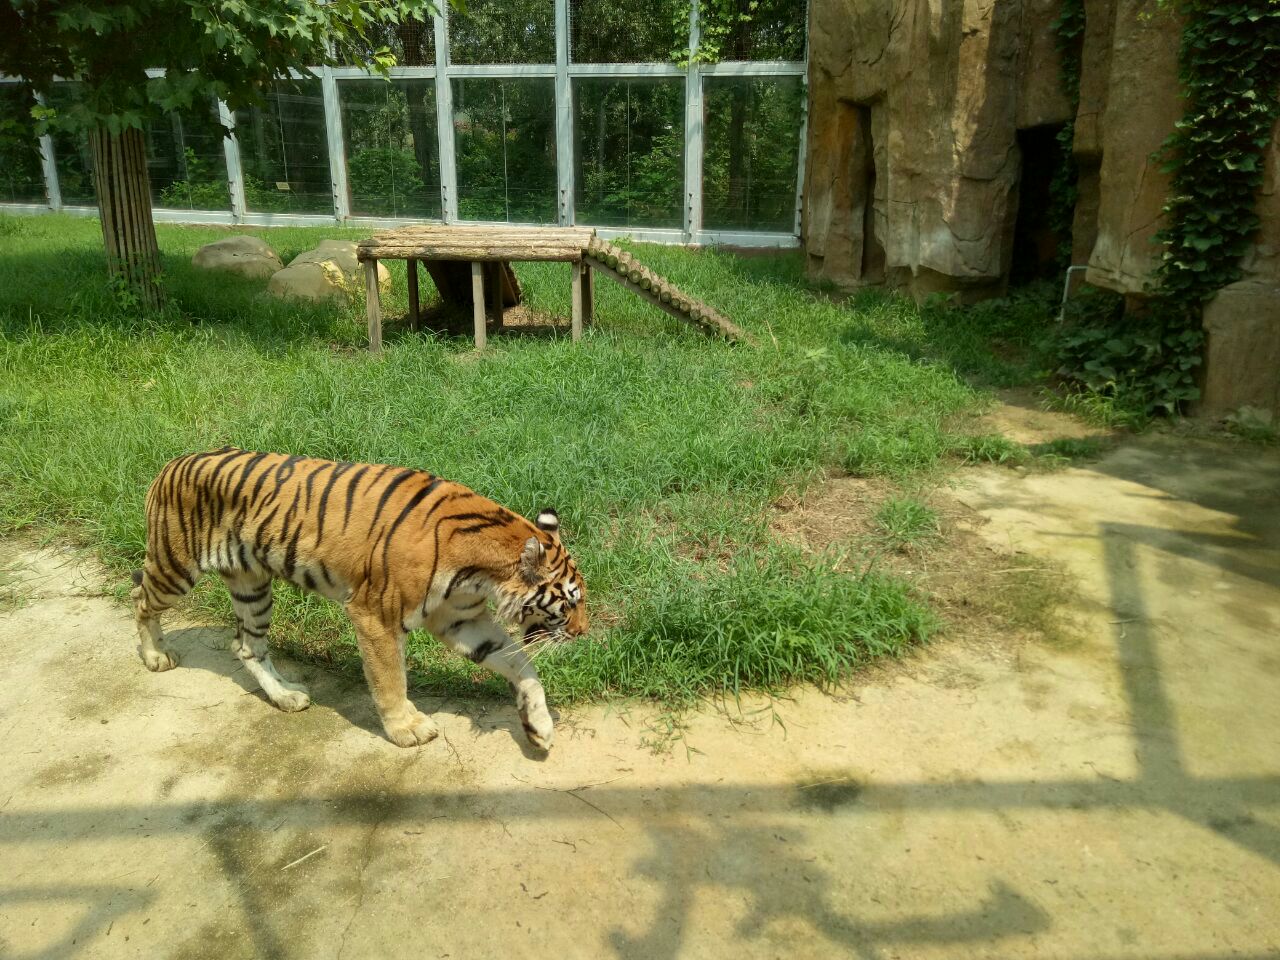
581, 238, 750, 343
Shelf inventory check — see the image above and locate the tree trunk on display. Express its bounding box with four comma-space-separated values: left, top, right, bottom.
89, 125, 162, 309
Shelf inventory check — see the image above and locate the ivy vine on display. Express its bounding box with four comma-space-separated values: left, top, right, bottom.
1053, 1, 1280, 420
1152, 3, 1280, 310
670, 0, 806, 66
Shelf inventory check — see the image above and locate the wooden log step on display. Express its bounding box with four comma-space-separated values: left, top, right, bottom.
581, 240, 750, 343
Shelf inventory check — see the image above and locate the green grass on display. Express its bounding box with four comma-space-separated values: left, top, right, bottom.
873, 498, 941, 550
0, 213, 1045, 706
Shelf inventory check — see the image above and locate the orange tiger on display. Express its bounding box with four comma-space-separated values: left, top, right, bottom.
130, 446, 587, 750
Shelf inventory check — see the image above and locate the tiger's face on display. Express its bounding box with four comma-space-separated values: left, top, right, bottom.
517, 510, 589, 644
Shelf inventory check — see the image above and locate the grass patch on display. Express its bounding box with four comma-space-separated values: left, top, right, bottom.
1026, 436, 1112, 465
872, 498, 941, 551
0, 213, 1039, 707
951, 433, 1029, 466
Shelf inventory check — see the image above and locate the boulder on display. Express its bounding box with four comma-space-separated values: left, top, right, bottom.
1199, 282, 1280, 418
267, 240, 390, 302
1195, 122, 1280, 417
191, 235, 282, 279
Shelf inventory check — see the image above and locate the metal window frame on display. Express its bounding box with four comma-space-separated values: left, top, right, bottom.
34, 91, 62, 210
0, 4, 809, 247
682, 0, 703, 239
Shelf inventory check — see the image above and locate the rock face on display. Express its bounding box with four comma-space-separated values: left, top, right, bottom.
191, 235, 282, 279
804, 0, 1280, 414
267, 240, 390, 302
805, 0, 1070, 300
1083, 2, 1184, 294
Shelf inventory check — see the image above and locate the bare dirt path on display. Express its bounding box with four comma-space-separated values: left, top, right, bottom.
1, 429, 1278, 959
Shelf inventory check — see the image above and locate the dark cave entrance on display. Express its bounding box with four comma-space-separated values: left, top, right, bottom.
1010, 124, 1070, 285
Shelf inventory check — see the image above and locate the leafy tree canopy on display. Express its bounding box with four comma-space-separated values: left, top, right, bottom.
0, 0, 443, 136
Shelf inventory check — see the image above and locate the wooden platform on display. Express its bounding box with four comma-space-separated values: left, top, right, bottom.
356, 225, 748, 351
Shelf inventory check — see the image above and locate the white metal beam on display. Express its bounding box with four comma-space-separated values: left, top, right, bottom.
217, 99, 246, 222
433, 11, 459, 222
33, 92, 61, 210
699, 61, 805, 76
446, 64, 556, 77
682, 1, 703, 241
566, 63, 685, 78
554, 0, 573, 225
321, 67, 350, 219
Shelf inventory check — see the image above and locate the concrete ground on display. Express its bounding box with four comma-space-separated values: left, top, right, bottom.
1, 431, 1278, 959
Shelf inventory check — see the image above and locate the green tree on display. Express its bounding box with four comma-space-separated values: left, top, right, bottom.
0, 0, 441, 308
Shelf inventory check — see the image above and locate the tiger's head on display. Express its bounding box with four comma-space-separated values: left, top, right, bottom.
508, 509, 588, 645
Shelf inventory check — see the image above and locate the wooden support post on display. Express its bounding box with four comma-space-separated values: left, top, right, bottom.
582, 262, 594, 326
570, 260, 583, 342
365, 259, 383, 353
471, 261, 486, 350
406, 258, 420, 331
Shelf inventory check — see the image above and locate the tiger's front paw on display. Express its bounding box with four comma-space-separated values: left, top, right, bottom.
522, 716, 554, 752
273, 687, 311, 713
385, 711, 439, 748
516, 683, 554, 752
142, 648, 179, 672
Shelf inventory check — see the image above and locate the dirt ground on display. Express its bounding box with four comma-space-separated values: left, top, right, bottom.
2, 414, 1278, 959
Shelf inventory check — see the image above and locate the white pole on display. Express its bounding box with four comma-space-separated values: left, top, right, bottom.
434, 11, 459, 222
321, 67, 350, 220
34, 92, 61, 210
217, 99, 246, 222
682, 0, 703, 242
554, 0, 574, 225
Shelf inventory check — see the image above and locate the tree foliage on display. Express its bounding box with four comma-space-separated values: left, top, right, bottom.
0, 1, 440, 138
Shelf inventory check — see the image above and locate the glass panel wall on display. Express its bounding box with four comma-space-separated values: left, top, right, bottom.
235, 80, 333, 214
340, 80, 442, 219
704, 0, 807, 61
702, 76, 803, 232
2, 10, 807, 242
146, 97, 231, 211
0, 85, 47, 203
569, 0, 682, 63
339, 18, 434, 66
448, 0, 555, 64
574, 78, 683, 228
44, 83, 95, 206
453, 78, 556, 224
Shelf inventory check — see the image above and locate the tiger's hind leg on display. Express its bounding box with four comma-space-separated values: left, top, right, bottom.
131, 563, 192, 672
221, 572, 311, 713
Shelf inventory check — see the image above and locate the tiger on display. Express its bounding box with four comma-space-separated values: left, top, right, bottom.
129, 446, 588, 751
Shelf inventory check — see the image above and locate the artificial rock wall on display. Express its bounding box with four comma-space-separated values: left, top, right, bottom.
803, 0, 1280, 415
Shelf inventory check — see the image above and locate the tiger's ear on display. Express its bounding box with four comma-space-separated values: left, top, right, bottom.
520, 536, 547, 584
535, 509, 561, 543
